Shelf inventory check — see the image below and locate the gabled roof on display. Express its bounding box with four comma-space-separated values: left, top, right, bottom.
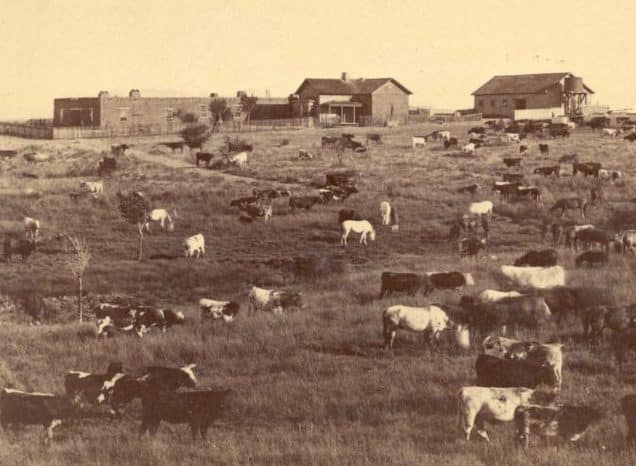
472, 73, 594, 96
295, 78, 412, 96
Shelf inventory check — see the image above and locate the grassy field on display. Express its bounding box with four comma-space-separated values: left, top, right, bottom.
2, 123, 636, 465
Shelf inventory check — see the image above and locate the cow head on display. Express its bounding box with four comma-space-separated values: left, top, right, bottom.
180, 364, 198, 387
96, 373, 126, 404
463, 273, 475, 286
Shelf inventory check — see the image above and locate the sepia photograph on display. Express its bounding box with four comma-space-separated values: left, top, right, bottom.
1, 0, 636, 464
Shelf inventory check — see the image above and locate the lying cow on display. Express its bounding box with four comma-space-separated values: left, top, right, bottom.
476, 354, 557, 389
135, 308, 185, 334
248, 286, 303, 314
575, 250, 608, 267
199, 298, 240, 322
289, 196, 320, 212
514, 249, 557, 267
500, 265, 565, 289
423, 271, 475, 294
379, 272, 423, 298
514, 404, 603, 449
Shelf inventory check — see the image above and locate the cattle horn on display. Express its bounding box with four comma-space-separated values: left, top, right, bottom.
183, 363, 197, 370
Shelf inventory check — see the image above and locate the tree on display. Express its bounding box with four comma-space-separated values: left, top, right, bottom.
209, 98, 228, 133
65, 235, 90, 323
179, 124, 211, 149
117, 191, 150, 261
239, 94, 258, 125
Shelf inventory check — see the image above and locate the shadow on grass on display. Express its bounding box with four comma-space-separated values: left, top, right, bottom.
149, 253, 182, 260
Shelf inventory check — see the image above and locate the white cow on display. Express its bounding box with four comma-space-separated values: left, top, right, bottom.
412, 136, 426, 148
602, 128, 618, 137
144, 208, 175, 233
500, 265, 566, 289
380, 201, 391, 225
462, 143, 476, 156
382, 304, 469, 350
199, 298, 240, 322
476, 289, 523, 304
481, 336, 564, 390
438, 130, 451, 141
183, 233, 205, 258
79, 180, 104, 194
229, 152, 248, 167
341, 220, 376, 246
248, 286, 283, 314
505, 133, 521, 143
23, 217, 40, 241
468, 200, 493, 219
457, 386, 537, 441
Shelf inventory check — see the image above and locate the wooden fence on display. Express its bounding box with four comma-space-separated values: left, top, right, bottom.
0, 122, 53, 139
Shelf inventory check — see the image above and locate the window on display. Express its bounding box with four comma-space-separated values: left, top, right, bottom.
119, 108, 129, 122
502, 99, 508, 108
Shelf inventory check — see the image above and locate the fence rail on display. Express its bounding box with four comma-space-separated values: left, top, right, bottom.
0, 122, 53, 139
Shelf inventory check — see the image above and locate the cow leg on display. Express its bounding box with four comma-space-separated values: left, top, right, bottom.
474, 416, 490, 443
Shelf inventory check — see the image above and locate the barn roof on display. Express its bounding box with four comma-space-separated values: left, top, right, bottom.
472, 73, 594, 95
295, 78, 412, 96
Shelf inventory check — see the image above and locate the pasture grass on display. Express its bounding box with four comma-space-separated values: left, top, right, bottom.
1, 124, 636, 464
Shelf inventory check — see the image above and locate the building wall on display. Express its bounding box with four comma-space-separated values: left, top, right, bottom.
371, 81, 409, 123
53, 98, 100, 126
474, 84, 567, 118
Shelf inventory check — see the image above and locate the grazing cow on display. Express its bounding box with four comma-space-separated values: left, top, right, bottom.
382, 305, 467, 350
475, 289, 522, 304
3, 237, 36, 263
458, 184, 481, 194
514, 249, 557, 267
503, 157, 522, 167
229, 151, 247, 167
575, 250, 608, 268
457, 386, 542, 442
379, 272, 423, 298
459, 237, 486, 257
444, 137, 458, 148
514, 404, 603, 449
598, 169, 622, 182
533, 165, 560, 177
341, 220, 375, 246
64, 362, 124, 405
515, 185, 541, 203
573, 228, 613, 252
0, 388, 76, 444
423, 272, 475, 294
135, 308, 185, 334
468, 201, 493, 219
473, 296, 552, 336
79, 180, 104, 194
23, 216, 40, 241
321, 136, 339, 148
538, 144, 549, 156
580, 305, 635, 343
476, 354, 557, 389
622, 395, 636, 444
144, 208, 174, 233
590, 186, 604, 205
493, 181, 521, 199
573, 162, 601, 177
602, 128, 619, 137
462, 143, 477, 156
540, 286, 615, 326
468, 138, 484, 146
616, 230, 636, 254
230, 196, 259, 210
380, 201, 392, 225
243, 204, 273, 223
550, 198, 588, 218
503, 173, 524, 183
366, 133, 382, 144
563, 224, 595, 248
500, 265, 566, 289
138, 388, 232, 440
549, 125, 570, 138
289, 196, 320, 212
162, 142, 185, 153
298, 149, 313, 160
337, 209, 362, 224
247, 286, 302, 314
200, 299, 240, 322
195, 152, 214, 167
481, 337, 564, 390
412, 136, 426, 148
183, 233, 205, 258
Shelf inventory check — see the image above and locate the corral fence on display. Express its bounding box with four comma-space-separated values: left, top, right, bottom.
0, 122, 53, 139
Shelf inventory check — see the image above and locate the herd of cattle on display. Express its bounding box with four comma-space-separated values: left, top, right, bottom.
4, 121, 636, 450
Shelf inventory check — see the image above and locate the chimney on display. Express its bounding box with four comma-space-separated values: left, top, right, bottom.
129, 89, 140, 98
341, 72, 348, 81
209, 92, 218, 98
97, 90, 109, 98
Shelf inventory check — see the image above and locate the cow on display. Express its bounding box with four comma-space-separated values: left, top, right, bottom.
458, 184, 481, 194
573, 162, 601, 177
321, 136, 339, 148
227, 140, 252, 152
95, 316, 138, 338
540, 286, 615, 326
0, 388, 77, 444
481, 337, 564, 390
200, 299, 240, 322
539, 144, 550, 156
111, 144, 129, 156
625, 133, 636, 142
382, 305, 468, 350
379, 272, 423, 299
248, 286, 303, 314
515, 186, 541, 203
514, 404, 603, 449
183, 233, 205, 258
550, 198, 588, 218
457, 386, 545, 442
242, 204, 273, 223
468, 201, 493, 219
476, 354, 558, 390
64, 362, 124, 405
95, 302, 137, 325
549, 125, 570, 138
462, 143, 477, 156
380, 201, 392, 225
337, 209, 362, 224
573, 228, 613, 252
547, 222, 564, 244
575, 250, 608, 268
195, 152, 214, 167
616, 230, 636, 254
289, 196, 320, 212
520, 145, 528, 154
3, 237, 36, 263
423, 272, 475, 294
444, 137, 458, 148
79, 180, 104, 194
459, 237, 486, 257
500, 265, 565, 289
493, 181, 521, 199
162, 142, 185, 153
98, 156, 117, 175
228, 151, 247, 167
533, 166, 560, 177
23, 217, 40, 241
298, 149, 313, 160
138, 387, 232, 440
559, 153, 578, 163
144, 208, 175, 233
325, 172, 356, 187
135, 307, 185, 334
503, 157, 522, 167
598, 169, 622, 182
514, 249, 557, 267
475, 289, 522, 304
366, 133, 382, 144
580, 305, 636, 344
622, 394, 636, 444
468, 126, 486, 134
503, 173, 525, 183
469, 138, 484, 145
472, 296, 552, 336
253, 188, 291, 200
341, 220, 375, 246
602, 128, 619, 137
230, 196, 259, 210
563, 224, 595, 249
412, 136, 426, 148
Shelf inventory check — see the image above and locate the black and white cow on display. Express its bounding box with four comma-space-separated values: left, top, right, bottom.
199, 298, 240, 322
64, 362, 124, 405
475, 354, 558, 389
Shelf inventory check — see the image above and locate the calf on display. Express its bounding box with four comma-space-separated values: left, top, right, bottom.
476, 354, 557, 390
514, 249, 557, 267
514, 404, 603, 449
423, 271, 475, 294
503, 157, 522, 167
200, 298, 240, 322
379, 272, 423, 298
575, 250, 608, 268
0, 388, 77, 444
289, 196, 320, 212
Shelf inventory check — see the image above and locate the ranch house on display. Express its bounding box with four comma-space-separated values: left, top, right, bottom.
295, 73, 412, 125
472, 73, 594, 119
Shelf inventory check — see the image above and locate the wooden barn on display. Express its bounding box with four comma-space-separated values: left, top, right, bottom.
472, 72, 594, 119
295, 73, 412, 125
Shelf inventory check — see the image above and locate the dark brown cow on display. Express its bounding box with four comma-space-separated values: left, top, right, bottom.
514, 249, 557, 267
573, 162, 601, 177
533, 165, 560, 176
574, 228, 613, 252
550, 198, 588, 218
503, 157, 522, 167
289, 196, 321, 212
195, 152, 214, 167
476, 355, 557, 389
379, 272, 424, 298
458, 184, 481, 194
575, 250, 609, 267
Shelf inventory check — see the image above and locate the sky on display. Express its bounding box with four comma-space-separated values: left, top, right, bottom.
1, 0, 635, 119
